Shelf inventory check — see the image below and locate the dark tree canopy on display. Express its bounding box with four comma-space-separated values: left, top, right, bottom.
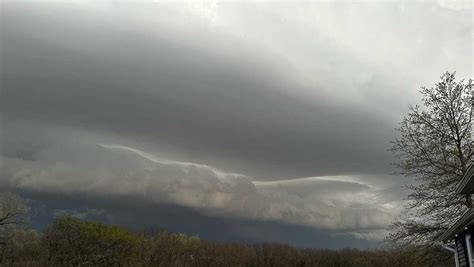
388, 71, 473, 245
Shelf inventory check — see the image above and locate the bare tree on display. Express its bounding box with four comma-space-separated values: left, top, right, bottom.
0, 193, 28, 227
387, 71, 473, 245
0, 192, 28, 241
0, 192, 29, 264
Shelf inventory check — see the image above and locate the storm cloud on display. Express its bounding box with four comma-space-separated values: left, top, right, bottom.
0, 0, 472, 247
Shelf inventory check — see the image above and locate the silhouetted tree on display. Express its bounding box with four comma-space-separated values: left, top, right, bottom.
388, 71, 473, 245
0, 192, 28, 232
0, 192, 29, 264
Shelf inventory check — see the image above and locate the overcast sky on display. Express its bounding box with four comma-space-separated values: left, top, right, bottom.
0, 0, 472, 248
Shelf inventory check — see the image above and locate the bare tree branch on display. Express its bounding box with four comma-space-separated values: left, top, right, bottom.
387, 71, 473, 246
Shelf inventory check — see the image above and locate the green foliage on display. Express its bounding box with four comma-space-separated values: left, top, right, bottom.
43, 216, 143, 266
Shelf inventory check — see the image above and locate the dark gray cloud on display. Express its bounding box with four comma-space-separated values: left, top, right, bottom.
0, 1, 471, 246
1, 1, 404, 178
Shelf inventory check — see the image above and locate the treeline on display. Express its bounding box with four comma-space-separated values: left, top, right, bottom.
0, 216, 453, 267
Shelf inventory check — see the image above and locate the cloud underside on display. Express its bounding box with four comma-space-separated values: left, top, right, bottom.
1, 129, 401, 240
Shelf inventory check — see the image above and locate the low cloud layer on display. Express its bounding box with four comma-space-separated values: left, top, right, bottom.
1, 123, 403, 240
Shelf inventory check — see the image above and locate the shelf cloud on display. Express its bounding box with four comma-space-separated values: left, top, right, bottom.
0, 133, 402, 240
0, 0, 471, 247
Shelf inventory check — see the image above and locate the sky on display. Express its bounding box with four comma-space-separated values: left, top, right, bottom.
0, 0, 472, 248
